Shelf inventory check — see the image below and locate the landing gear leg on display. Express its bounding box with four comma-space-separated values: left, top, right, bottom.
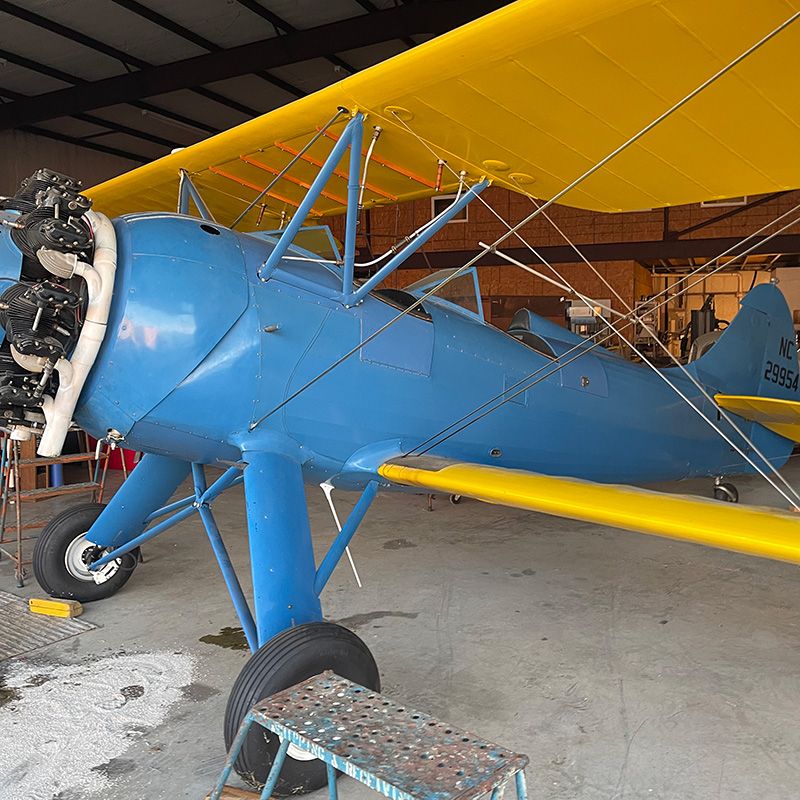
713, 477, 739, 503
223, 449, 380, 794
32, 454, 190, 601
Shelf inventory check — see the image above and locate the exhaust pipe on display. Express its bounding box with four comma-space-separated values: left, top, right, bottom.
38, 210, 116, 457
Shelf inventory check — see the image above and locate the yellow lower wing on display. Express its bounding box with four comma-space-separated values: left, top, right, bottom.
378, 458, 800, 565
715, 394, 800, 443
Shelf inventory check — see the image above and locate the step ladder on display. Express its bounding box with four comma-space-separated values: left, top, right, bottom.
210, 671, 528, 800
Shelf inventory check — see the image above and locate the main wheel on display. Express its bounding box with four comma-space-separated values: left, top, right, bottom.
713, 482, 739, 503
224, 621, 379, 795
32, 503, 139, 602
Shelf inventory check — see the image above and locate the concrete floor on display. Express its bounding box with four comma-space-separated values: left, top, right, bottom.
1, 463, 800, 800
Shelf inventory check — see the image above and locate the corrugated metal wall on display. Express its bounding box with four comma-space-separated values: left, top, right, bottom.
0, 131, 135, 194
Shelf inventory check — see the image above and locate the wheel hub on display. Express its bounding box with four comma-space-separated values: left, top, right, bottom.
286, 743, 317, 762
64, 533, 120, 584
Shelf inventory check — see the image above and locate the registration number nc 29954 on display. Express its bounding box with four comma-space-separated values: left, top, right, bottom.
763, 336, 799, 391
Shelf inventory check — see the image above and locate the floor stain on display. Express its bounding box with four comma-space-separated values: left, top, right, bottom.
199, 626, 248, 650
336, 610, 418, 629
53, 791, 83, 800
383, 538, 417, 550
181, 682, 221, 702
91, 757, 136, 778
0, 679, 19, 708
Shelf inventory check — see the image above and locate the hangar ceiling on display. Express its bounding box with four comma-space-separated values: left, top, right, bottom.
1, 0, 797, 271
0, 0, 508, 163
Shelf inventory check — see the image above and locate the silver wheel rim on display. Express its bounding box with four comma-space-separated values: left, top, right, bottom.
286, 742, 317, 762
64, 532, 120, 583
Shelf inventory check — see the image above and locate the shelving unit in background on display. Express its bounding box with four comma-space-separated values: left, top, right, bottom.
0, 431, 113, 587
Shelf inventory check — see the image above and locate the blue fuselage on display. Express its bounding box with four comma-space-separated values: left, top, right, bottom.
74, 213, 788, 487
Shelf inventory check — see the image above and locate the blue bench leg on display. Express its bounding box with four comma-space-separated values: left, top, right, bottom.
210, 712, 256, 800
259, 738, 291, 800
515, 770, 528, 800
327, 763, 339, 800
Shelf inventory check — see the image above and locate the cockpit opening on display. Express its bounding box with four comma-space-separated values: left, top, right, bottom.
508, 308, 556, 358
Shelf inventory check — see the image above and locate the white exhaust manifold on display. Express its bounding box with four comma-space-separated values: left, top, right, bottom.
37, 210, 116, 457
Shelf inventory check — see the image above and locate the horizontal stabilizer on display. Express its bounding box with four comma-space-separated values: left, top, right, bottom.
715, 393, 800, 443
378, 458, 800, 565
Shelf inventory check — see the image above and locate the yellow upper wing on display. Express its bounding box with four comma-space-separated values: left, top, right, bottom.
89, 0, 800, 226
379, 458, 800, 565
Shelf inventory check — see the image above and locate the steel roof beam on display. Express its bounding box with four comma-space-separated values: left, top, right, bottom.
108, 0, 304, 98
232, 0, 357, 75
0, 0, 259, 117
16, 123, 148, 163
395, 234, 800, 269
350, 0, 417, 49
0, 45, 221, 135
1, 86, 148, 161
0, 0, 506, 129
674, 192, 789, 238
0, 50, 178, 150
0, 45, 218, 135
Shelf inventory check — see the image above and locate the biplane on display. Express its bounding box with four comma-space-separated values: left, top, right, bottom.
2, 0, 800, 792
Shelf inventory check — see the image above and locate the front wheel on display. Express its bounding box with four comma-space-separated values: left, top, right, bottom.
224, 621, 380, 795
32, 503, 138, 601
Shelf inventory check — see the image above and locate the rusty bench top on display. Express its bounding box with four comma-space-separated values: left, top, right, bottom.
250, 671, 528, 800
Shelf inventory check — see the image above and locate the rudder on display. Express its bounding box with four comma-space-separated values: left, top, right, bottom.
691, 283, 798, 401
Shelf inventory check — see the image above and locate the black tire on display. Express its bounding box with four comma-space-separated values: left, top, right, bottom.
32, 503, 138, 602
713, 482, 739, 503
224, 621, 380, 795
449, 494, 462, 505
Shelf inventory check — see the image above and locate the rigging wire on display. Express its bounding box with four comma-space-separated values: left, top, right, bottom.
230, 107, 349, 230
504, 193, 800, 505
250, 10, 800, 430
403, 206, 800, 460
396, 117, 800, 507
481, 10, 800, 250
418, 165, 800, 505
491, 243, 800, 509
248, 180, 487, 430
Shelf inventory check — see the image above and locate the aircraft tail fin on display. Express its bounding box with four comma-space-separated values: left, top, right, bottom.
690, 283, 798, 402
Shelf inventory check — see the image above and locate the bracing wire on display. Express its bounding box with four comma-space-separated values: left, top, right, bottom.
503, 193, 800, 506
251, 9, 800, 432
230, 107, 348, 230
404, 207, 800, 460
394, 92, 800, 507
406, 209, 800, 462
408, 168, 800, 506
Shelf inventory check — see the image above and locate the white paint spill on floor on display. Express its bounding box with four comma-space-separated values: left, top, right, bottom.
0, 651, 195, 800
